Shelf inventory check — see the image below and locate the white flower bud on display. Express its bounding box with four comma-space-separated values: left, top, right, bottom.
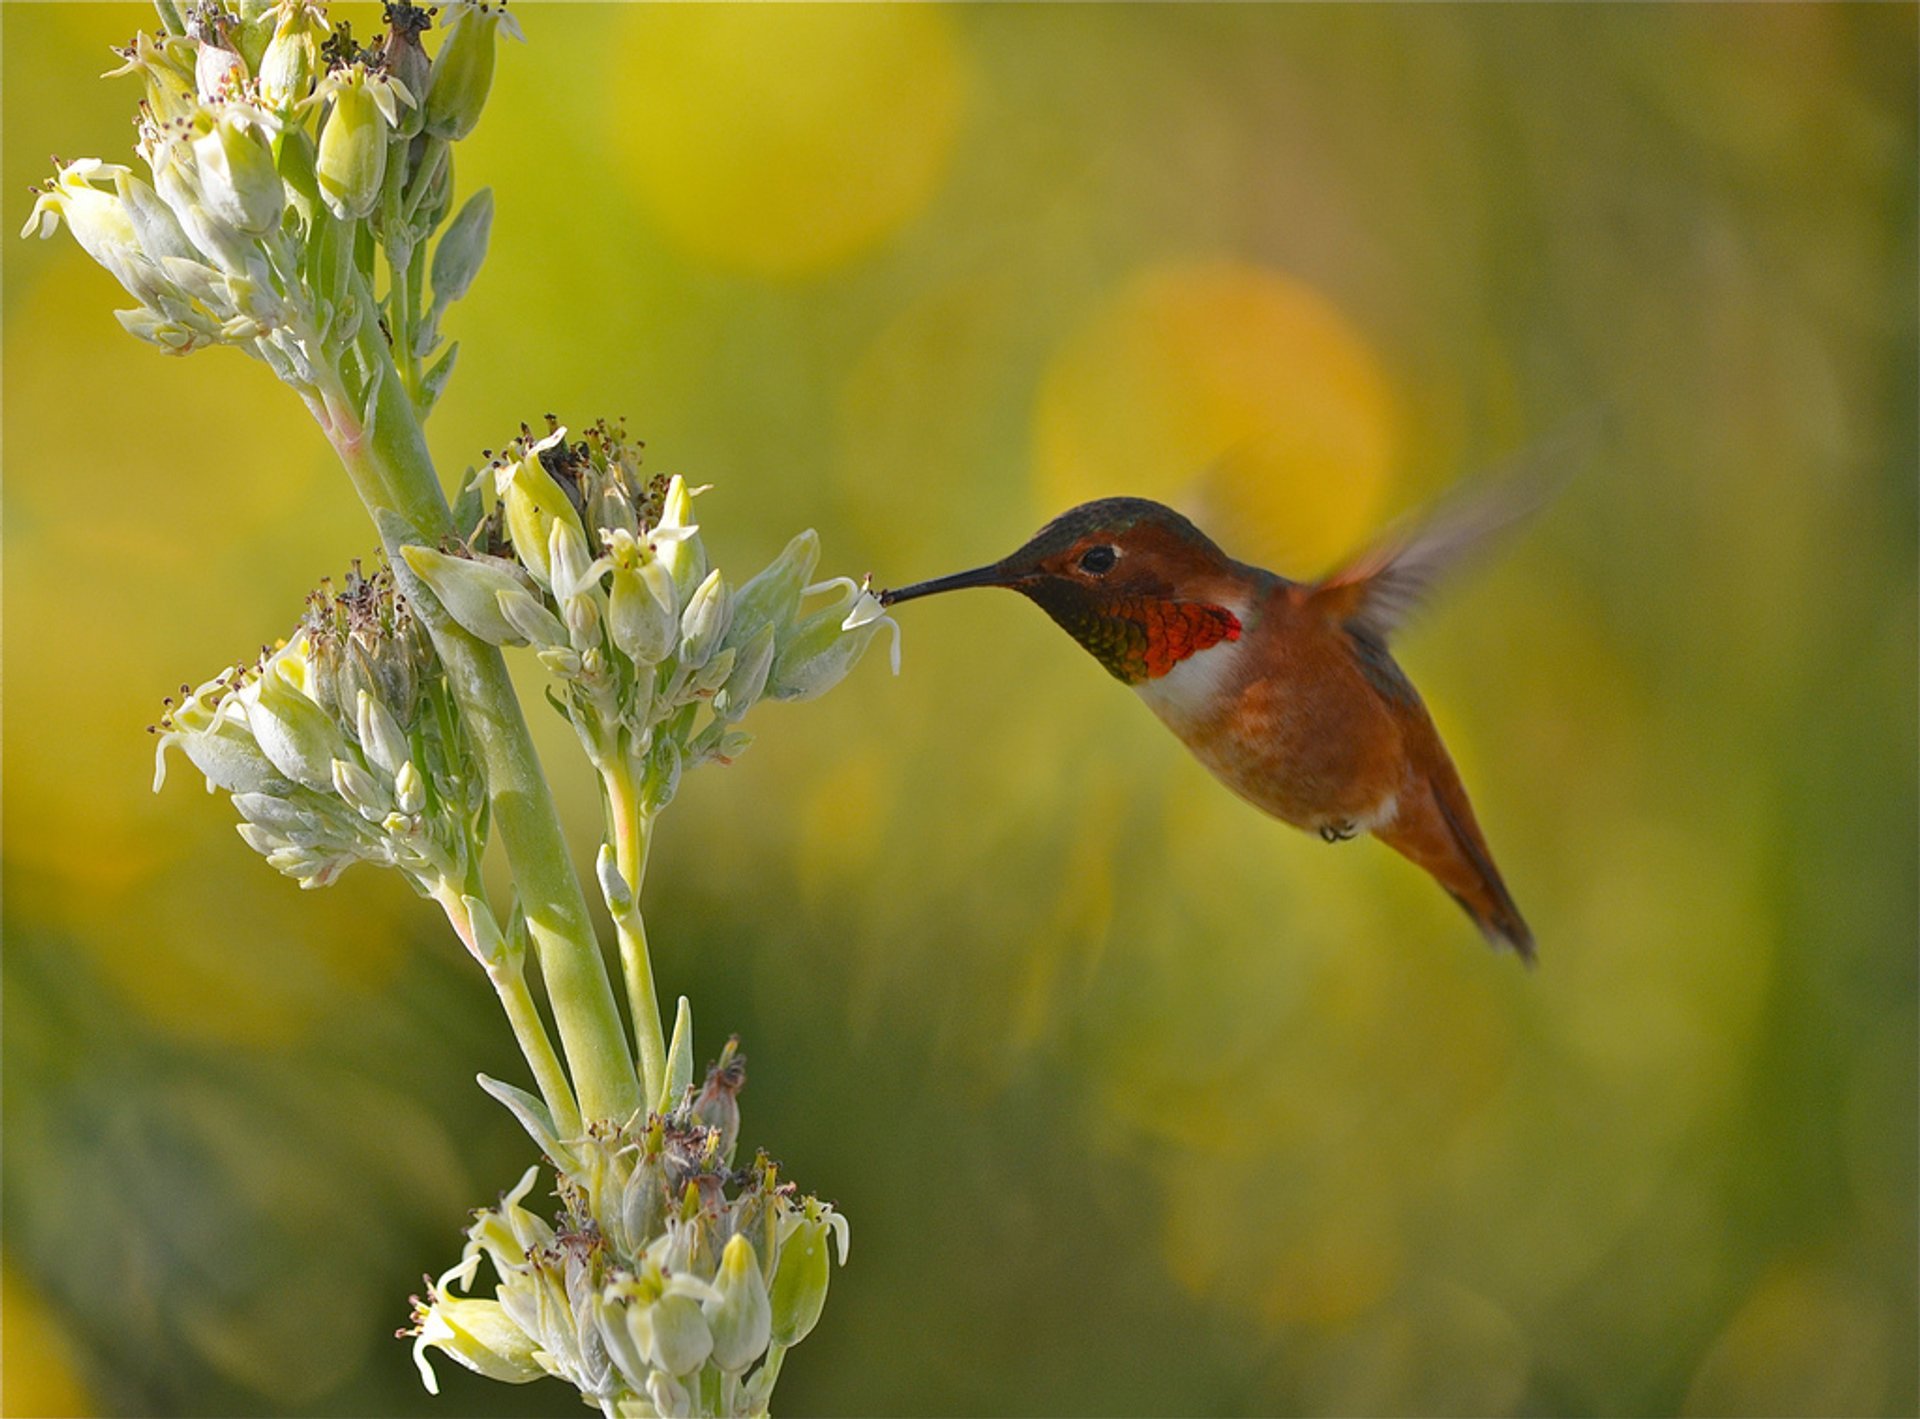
244, 657, 344, 791
767, 584, 897, 703
596, 843, 633, 914
315, 68, 403, 219
717, 623, 776, 722
394, 759, 427, 815
258, 0, 328, 112
497, 586, 567, 649
644, 1293, 712, 1377
497, 429, 582, 590
354, 689, 410, 778
770, 1208, 834, 1347
704, 1234, 772, 1374
690, 645, 736, 696
677, 568, 732, 671
547, 517, 595, 599
331, 755, 393, 820
608, 561, 677, 668
411, 1295, 544, 1393
191, 110, 284, 234
431, 188, 493, 307
195, 38, 246, 103
654, 476, 707, 602
424, 0, 524, 141
730, 529, 819, 647
646, 1368, 692, 1419
400, 544, 533, 646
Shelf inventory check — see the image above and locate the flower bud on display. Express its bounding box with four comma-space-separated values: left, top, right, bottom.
231, 792, 324, 840
424, 1, 524, 141
400, 545, 532, 646
21, 161, 146, 301
154, 683, 291, 796
431, 187, 492, 307
412, 1295, 544, 1393
497, 431, 584, 590
767, 587, 894, 704
608, 561, 677, 668
717, 623, 775, 722
462, 894, 517, 970
691, 1043, 745, 1169
355, 689, 411, 778
660, 996, 695, 1113
642, 733, 682, 815
105, 31, 199, 125
331, 755, 393, 819
548, 517, 599, 603
646, 1368, 692, 1419
596, 844, 633, 915
704, 1235, 772, 1374
689, 645, 736, 697
244, 655, 344, 791
258, 0, 327, 112
191, 110, 284, 235
654, 477, 707, 603
644, 1293, 713, 1377
677, 569, 732, 672
730, 529, 820, 647
394, 759, 427, 815
315, 67, 401, 220
193, 28, 247, 103
376, 5, 433, 138
497, 586, 568, 649
770, 1210, 833, 1347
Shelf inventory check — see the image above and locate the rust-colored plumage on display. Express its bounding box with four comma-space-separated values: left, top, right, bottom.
883, 474, 1558, 961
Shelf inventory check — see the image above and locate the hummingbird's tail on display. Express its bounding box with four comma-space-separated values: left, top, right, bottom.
1376, 754, 1535, 962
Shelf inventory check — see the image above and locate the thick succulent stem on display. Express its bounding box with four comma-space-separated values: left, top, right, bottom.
315, 308, 641, 1127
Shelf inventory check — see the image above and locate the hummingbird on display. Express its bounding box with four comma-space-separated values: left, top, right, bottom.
880, 472, 1559, 961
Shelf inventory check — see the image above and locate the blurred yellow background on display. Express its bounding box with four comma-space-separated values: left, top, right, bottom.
4, 5, 1915, 1415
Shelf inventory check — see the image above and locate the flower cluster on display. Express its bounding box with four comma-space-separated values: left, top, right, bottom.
153, 562, 486, 900
411, 1036, 848, 1417
51, 8, 873, 1412
22, 0, 515, 416
402, 419, 900, 817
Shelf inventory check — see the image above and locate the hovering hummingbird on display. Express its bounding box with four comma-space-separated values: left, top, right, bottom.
880, 468, 1563, 961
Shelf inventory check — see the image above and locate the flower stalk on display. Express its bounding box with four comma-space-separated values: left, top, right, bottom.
328, 281, 642, 1127
38, 4, 893, 1409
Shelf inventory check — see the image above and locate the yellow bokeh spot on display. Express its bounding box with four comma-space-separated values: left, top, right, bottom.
1035, 260, 1401, 572
1, 1267, 93, 1418
612, 6, 966, 278
1683, 1262, 1893, 1416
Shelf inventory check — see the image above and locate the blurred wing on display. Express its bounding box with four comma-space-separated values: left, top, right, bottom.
1308, 411, 1602, 640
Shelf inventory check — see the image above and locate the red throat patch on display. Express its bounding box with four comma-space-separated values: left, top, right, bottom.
1137, 600, 1242, 679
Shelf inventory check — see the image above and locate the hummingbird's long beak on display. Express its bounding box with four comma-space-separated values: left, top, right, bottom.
878, 563, 1015, 607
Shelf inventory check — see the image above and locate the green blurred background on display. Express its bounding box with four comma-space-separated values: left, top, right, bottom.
5, 4, 1915, 1415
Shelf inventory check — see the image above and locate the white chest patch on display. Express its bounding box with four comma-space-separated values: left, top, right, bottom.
1134, 631, 1248, 725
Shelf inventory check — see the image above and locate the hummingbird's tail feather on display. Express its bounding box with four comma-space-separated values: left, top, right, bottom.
1376, 760, 1535, 962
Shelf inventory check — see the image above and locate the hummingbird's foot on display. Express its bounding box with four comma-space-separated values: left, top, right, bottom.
1319, 820, 1358, 844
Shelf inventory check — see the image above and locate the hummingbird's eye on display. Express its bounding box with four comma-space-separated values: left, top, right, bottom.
1078, 545, 1118, 575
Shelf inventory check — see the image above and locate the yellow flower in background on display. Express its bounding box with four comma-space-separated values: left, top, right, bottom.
0, 1268, 92, 1419
612, 5, 966, 278
1035, 259, 1401, 572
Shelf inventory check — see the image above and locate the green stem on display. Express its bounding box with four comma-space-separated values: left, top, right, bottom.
387, 246, 418, 404
429, 884, 582, 1139
313, 306, 641, 1126
604, 754, 665, 1105
403, 138, 450, 226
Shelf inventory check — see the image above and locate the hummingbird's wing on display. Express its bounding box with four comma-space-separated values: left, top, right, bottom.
1308, 413, 1600, 641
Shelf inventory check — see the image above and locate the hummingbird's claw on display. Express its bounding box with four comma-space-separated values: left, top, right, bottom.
1319, 820, 1358, 844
